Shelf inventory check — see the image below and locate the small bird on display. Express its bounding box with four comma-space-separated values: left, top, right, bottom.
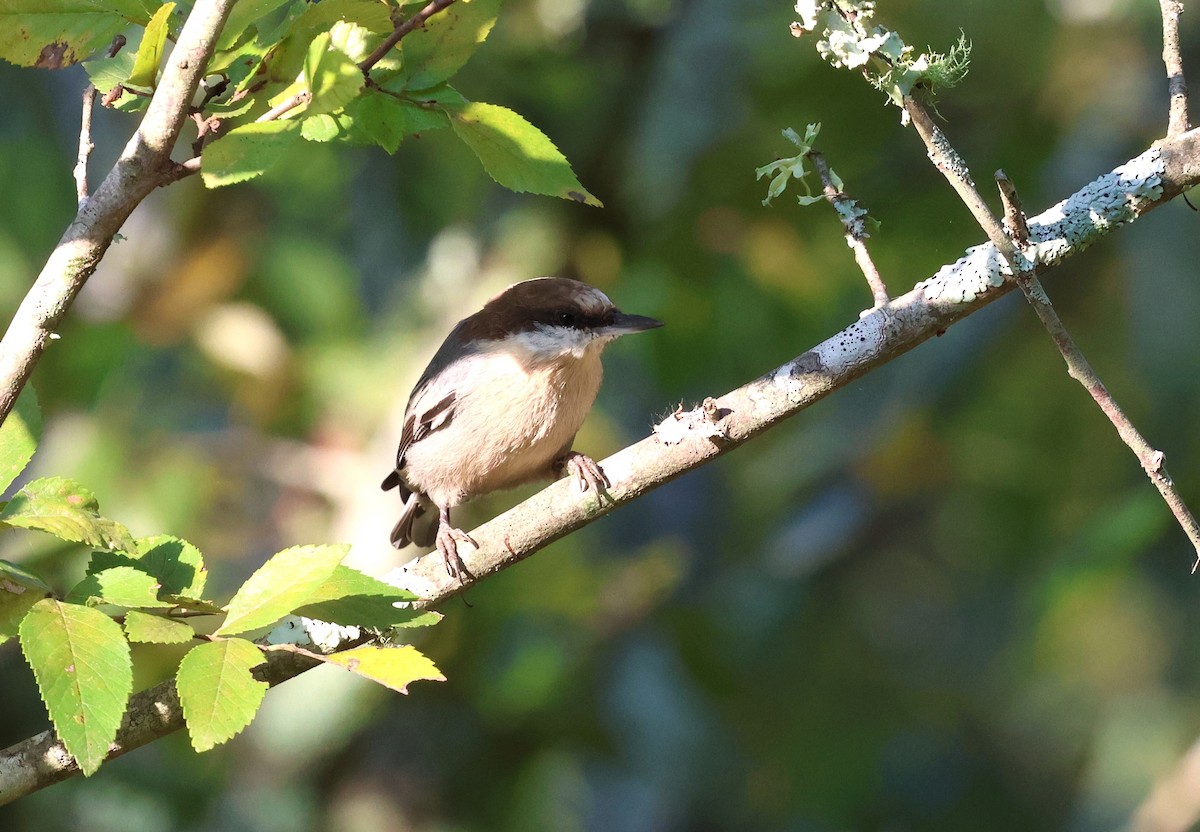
382, 277, 663, 579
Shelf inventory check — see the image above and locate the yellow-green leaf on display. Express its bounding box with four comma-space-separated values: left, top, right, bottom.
303, 31, 363, 116
395, 0, 501, 90
323, 644, 445, 693
88, 535, 207, 599
67, 566, 174, 608
216, 544, 348, 636
0, 0, 152, 69
0, 560, 50, 645
123, 610, 195, 644
0, 476, 136, 553
293, 565, 438, 630
176, 638, 267, 751
201, 120, 303, 188
448, 102, 601, 206
127, 1, 174, 87
19, 599, 132, 775
0, 385, 40, 495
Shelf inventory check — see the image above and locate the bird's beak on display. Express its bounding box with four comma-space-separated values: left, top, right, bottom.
599, 311, 664, 337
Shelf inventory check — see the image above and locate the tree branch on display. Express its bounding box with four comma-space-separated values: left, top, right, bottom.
0, 0, 236, 427
1159, 0, 1191, 138
0, 126, 1197, 801
359, 0, 458, 73
902, 95, 1200, 568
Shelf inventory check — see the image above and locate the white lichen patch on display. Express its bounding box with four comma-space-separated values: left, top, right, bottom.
920, 147, 1165, 305
267, 615, 361, 653
654, 399, 729, 445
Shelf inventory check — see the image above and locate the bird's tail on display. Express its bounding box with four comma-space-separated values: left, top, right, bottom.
389, 488, 437, 549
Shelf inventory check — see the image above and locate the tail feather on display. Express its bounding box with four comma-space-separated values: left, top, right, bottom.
389, 490, 437, 549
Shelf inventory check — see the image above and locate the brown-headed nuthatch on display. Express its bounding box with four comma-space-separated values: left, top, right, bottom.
382, 277, 663, 578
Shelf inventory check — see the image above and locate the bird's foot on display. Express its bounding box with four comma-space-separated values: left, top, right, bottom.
436, 522, 477, 581
560, 451, 610, 494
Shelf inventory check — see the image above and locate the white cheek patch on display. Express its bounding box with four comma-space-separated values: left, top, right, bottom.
507, 326, 595, 360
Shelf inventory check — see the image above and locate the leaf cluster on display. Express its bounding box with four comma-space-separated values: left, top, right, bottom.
0, 0, 599, 204
0, 389, 442, 777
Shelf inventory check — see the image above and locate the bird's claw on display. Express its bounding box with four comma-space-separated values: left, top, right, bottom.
436, 523, 477, 581
563, 451, 609, 494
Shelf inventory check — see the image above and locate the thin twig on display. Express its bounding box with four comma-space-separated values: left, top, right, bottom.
994, 169, 1029, 247
255, 91, 310, 123
73, 86, 96, 206
903, 95, 1200, 570
359, 0, 458, 73
809, 150, 890, 307
1160, 0, 1191, 137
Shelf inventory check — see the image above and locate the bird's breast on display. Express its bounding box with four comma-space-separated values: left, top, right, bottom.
403, 345, 604, 504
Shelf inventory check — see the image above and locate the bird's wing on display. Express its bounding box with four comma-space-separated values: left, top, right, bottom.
380, 390, 457, 492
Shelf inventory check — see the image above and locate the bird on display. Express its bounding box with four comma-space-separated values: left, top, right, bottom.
381, 277, 663, 579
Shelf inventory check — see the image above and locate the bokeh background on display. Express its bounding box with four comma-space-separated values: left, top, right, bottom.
2, 0, 1200, 829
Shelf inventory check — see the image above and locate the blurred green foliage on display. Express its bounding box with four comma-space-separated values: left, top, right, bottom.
2, 0, 1200, 830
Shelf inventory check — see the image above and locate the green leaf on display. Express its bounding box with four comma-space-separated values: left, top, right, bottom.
323, 644, 444, 693
0, 385, 41, 495
215, 0, 293, 51
303, 32, 364, 116
301, 113, 341, 142
82, 50, 135, 93
448, 102, 601, 206
201, 120, 303, 188
395, 0, 501, 90
19, 599, 132, 776
0, 0, 151, 68
293, 565, 438, 630
123, 610, 194, 644
0, 476, 136, 553
349, 93, 450, 153
127, 1, 173, 86
67, 566, 174, 608
260, 0, 392, 88
176, 638, 268, 752
0, 560, 51, 645
216, 544, 348, 636
88, 535, 207, 599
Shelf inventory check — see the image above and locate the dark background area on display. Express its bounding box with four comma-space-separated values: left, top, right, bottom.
2, 0, 1200, 829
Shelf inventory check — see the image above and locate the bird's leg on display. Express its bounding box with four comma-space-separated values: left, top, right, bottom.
556, 450, 610, 494
435, 506, 476, 581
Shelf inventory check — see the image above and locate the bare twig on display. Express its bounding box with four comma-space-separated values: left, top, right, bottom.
0, 0, 236, 426
360, 0, 458, 73
903, 95, 1200, 569
995, 169, 1029, 247
73, 86, 96, 206
255, 91, 311, 123
1160, 0, 1191, 137
809, 150, 890, 307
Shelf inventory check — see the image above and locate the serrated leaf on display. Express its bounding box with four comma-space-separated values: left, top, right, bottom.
127, 1, 173, 86
88, 535, 207, 599
0, 476, 136, 553
301, 113, 340, 142
293, 565, 437, 630
215, 0, 292, 51
216, 544, 348, 636
0, 386, 40, 495
123, 610, 194, 644
0, 0, 151, 68
19, 599, 132, 775
82, 50, 134, 93
304, 32, 363, 116
176, 638, 267, 752
67, 566, 173, 608
323, 644, 444, 693
395, 0, 501, 90
260, 0, 392, 88
201, 120, 302, 188
349, 92, 449, 153
0, 560, 50, 644
448, 102, 601, 206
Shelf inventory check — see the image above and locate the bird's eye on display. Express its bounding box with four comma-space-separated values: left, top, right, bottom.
558, 312, 577, 327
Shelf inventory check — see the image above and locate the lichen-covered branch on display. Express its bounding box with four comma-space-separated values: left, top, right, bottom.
0, 0, 236, 427
393, 126, 1200, 607
904, 95, 1200, 568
